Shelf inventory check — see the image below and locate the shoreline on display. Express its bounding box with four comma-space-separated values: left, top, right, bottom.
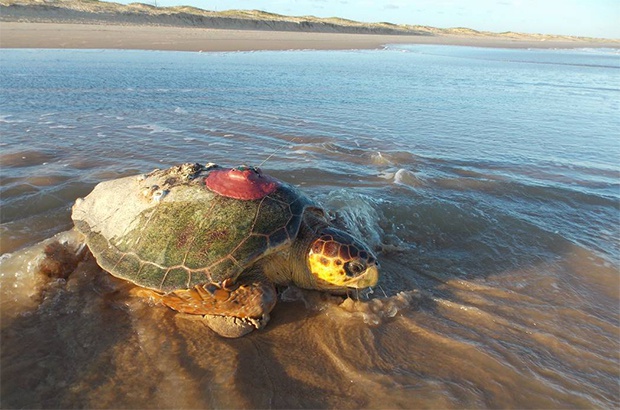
2, 22, 618, 52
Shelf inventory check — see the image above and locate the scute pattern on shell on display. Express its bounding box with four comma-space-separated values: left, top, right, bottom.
72, 163, 313, 291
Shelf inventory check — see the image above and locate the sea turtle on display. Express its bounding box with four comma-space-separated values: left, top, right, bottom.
71, 162, 379, 337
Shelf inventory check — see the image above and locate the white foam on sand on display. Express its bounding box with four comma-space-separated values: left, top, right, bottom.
0, 230, 84, 321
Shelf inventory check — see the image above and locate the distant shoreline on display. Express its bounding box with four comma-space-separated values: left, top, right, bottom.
3, 22, 619, 52
1, 0, 618, 52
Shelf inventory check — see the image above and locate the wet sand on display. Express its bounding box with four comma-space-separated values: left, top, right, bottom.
2, 22, 618, 52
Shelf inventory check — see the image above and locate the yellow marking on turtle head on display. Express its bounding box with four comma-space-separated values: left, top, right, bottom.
307, 252, 349, 287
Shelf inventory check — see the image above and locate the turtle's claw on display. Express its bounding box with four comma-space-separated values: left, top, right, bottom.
221, 278, 235, 290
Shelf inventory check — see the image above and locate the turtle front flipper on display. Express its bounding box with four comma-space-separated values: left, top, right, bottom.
160, 271, 276, 338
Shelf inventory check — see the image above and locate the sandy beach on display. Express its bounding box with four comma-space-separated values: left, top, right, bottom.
2, 22, 618, 52
1, 0, 617, 51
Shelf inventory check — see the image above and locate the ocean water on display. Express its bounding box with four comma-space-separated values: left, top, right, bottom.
1, 45, 619, 408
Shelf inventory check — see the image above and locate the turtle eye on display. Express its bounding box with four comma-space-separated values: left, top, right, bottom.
344, 261, 366, 277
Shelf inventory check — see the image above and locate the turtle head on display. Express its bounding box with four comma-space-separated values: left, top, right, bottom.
306, 227, 379, 292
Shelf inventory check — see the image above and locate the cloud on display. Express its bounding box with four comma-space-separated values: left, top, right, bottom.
384, 4, 399, 9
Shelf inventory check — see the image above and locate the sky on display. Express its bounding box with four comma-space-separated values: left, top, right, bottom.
115, 0, 620, 38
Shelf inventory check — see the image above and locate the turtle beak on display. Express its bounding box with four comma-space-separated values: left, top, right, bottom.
347, 264, 379, 289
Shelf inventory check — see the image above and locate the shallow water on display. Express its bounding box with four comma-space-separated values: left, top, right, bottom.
1, 46, 619, 409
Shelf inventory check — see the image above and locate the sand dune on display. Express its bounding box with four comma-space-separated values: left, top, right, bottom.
1, 0, 618, 51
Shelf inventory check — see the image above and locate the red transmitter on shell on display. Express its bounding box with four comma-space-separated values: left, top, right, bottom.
205, 165, 280, 200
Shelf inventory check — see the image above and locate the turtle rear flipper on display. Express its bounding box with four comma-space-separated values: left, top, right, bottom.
135, 269, 277, 337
